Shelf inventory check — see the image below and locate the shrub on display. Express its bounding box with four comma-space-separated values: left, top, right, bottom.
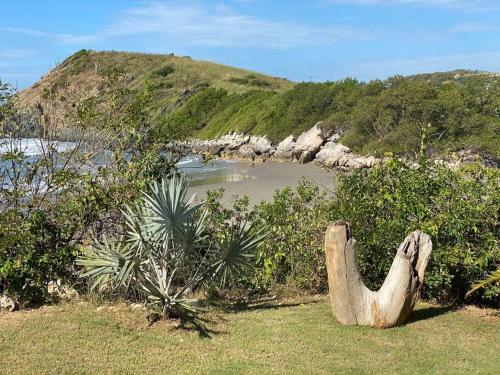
0, 76, 177, 305
246, 160, 498, 306
228, 76, 271, 88
0, 203, 85, 303
330, 158, 499, 306
252, 179, 333, 292
153, 64, 175, 77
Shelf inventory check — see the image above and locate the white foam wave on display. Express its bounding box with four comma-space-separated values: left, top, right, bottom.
0, 138, 76, 156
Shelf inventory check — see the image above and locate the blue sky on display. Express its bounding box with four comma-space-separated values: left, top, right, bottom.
1, 0, 499, 88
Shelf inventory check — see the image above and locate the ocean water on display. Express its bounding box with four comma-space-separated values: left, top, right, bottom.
0, 138, 252, 187
0, 138, 76, 156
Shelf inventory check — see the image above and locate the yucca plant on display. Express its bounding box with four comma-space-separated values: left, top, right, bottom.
77, 174, 266, 320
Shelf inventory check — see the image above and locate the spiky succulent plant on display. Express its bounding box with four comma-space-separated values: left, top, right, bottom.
77, 174, 266, 319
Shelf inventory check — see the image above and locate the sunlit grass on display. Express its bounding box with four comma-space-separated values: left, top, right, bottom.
1, 297, 498, 374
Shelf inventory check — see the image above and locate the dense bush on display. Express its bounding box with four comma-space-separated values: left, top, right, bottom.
153, 64, 175, 77
330, 158, 499, 305
0, 188, 106, 303
246, 159, 499, 306
156, 88, 231, 140
251, 180, 333, 292
228, 75, 271, 88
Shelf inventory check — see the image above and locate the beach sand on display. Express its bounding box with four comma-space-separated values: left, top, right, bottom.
187, 160, 336, 207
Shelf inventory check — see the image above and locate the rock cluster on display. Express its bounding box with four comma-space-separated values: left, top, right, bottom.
183, 122, 380, 170
314, 141, 379, 169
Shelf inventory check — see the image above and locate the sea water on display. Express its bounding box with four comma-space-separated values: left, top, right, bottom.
0, 138, 252, 187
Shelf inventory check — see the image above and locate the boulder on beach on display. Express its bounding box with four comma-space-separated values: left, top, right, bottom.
235, 144, 257, 160
248, 136, 273, 156
314, 140, 380, 169
273, 135, 296, 160
341, 155, 380, 169
218, 132, 249, 150
293, 122, 326, 163
314, 142, 351, 168
232, 135, 274, 160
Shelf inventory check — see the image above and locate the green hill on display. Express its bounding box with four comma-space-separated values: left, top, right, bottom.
17, 49, 292, 120
17, 50, 500, 159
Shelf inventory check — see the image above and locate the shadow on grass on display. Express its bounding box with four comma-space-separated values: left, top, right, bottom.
175, 316, 226, 339
406, 304, 458, 324
207, 296, 320, 314
168, 297, 321, 338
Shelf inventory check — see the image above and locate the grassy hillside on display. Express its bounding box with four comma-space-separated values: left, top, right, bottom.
1, 298, 498, 374
17, 49, 293, 122
18, 50, 500, 159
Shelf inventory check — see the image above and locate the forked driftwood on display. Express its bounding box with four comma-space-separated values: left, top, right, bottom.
324, 221, 432, 328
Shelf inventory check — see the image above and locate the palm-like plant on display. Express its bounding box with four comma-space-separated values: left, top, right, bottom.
77, 174, 266, 319
466, 268, 500, 298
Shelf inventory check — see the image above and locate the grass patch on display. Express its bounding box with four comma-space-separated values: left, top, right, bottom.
0, 298, 498, 374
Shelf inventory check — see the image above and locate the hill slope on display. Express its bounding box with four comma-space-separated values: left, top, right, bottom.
17, 49, 293, 121
17, 50, 500, 159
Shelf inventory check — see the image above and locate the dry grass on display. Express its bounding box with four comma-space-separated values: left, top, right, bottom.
1, 297, 498, 374
17, 50, 293, 116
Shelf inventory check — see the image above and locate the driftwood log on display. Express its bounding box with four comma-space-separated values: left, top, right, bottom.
325, 221, 432, 328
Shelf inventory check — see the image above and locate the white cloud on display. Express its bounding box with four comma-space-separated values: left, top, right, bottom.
2, 27, 99, 44
353, 51, 500, 76
106, 1, 370, 48
2, 2, 369, 49
323, 0, 498, 9
0, 49, 34, 59
449, 22, 499, 33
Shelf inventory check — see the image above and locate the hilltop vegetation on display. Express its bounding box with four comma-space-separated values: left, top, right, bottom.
17, 50, 291, 118
17, 50, 500, 159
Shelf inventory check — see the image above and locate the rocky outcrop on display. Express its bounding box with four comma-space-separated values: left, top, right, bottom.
315, 142, 351, 168
292, 122, 326, 163
314, 141, 380, 169
183, 123, 380, 170
273, 135, 296, 161
47, 279, 79, 300
248, 136, 273, 156
218, 133, 250, 151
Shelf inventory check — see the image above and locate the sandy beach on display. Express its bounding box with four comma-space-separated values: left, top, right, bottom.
186, 159, 336, 206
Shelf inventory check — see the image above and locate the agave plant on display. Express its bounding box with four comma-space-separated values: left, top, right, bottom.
77, 174, 266, 319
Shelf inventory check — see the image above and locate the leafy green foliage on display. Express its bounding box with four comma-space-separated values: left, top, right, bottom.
0, 74, 178, 305
228, 75, 272, 88
251, 180, 333, 292
467, 268, 500, 297
0, 210, 76, 303
156, 88, 231, 140
154, 73, 499, 160
330, 159, 499, 305
237, 161, 498, 306
20, 50, 500, 159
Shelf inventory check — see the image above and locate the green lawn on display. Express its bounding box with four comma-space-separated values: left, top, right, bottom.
0, 297, 498, 374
